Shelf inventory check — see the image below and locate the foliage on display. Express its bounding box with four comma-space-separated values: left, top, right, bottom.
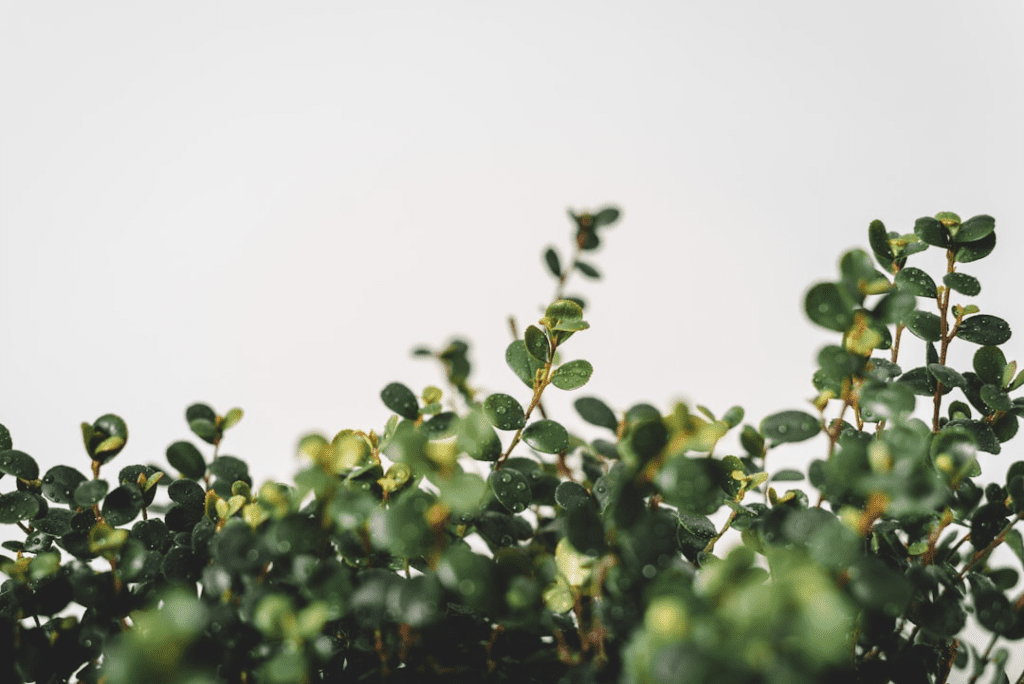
3, 206, 1024, 683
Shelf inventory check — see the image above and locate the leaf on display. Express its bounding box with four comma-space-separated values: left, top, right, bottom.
210, 455, 250, 484
0, 450, 39, 480
483, 393, 526, 431
955, 232, 996, 263
456, 408, 503, 461
981, 384, 1013, 412
805, 282, 854, 332
760, 410, 821, 445
550, 360, 593, 390
167, 441, 207, 480
544, 299, 589, 332
943, 272, 980, 296
771, 469, 805, 482
894, 267, 937, 298
380, 382, 419, 420
522, 420, 569, 454
524, 325, 549, 362
189, 418, 219, 444
40, 465, 87, 505
957, 214, 996, 242
914, 216, 949, 248
928, 364, 967, 390
974, 346, 1007, 385
868, 220, 893, 262
222, 408, 244, 430
506, 340, 544, 388
958, 315, 1011, 345
574, 397, 618, 432
186, 403, 217, 424
904, 310, 942, 342
0, 491, 40, 523
102, 485, 144, 527
555, 481, 592, 512
544, 247, 562, 277
592, 206, 621, 227
90, 414, 129, 462
0, 424, 11, 452
488, 469, 531, 514
574, 261, 600, 279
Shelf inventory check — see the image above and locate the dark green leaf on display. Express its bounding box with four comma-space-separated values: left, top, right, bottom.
544, 299, 589, 332
186, 403, 216, 424
860, 382, 916, 422
958, 315, 1011, 345
868, 220, 893, 261
657, 456, 727, 515
544, 247, 561, 277
722, 406, 745, 428
894, 267, 937, 298
40, 465, 87, 505
210, 455, 250, 484
524, 325, 549, 362
168, 479, 206, 508
456, 409, 502, 462
550, 359, 593, 390
189, 418, 218, 444
805, 282, 854, 332
946, 419, 1001, 455
0, 424, 11, 452
943, 272, 980, 296
981, 385, 1013, 412
928, 364, 966, 390
914, 216, 949, 248
488, 469, 531, 514
506, 340, 544, 388
483, 393, 526, 431
904, 310, 942, 342
974, 346, 1007, 385
771, 469, 805, 482
101, 485, 144, 526
848, 556, 914, 617
380, 382, 419, 420
522, 420, 569, 454
0, 491, 40, 523
954, 214, 995, 242
563, 504, 606, 556
993, 413, 1018, 443
0, 450, 39, 480
760, 410, 820, 445
592, 206, 621, 227
574, 261, 600, 279
574, 397, 618, 432
74, 479, 109, 507
873, 289, 916, 325
555, 482, 592, 512
166, 441, 206, 480
955, 231, 996, 263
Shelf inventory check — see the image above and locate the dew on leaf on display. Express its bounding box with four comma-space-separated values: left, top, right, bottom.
642, 564, 657, 579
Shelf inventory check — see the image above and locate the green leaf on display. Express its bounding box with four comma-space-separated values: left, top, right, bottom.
40, 465, 87, 505
550, 360, 593, 390
186, 402, 217, 424
544, 247, 562, 277
955, 232, 996, 263
574, 261, 600, 279
74, 479, 109, 507
574, 397, 618, 432
894, 267, 937, 298
981, 384, 1013, 412
896, 367, 936, 396
488, 469, 531, 514
722, 406, 745, 429
0, 491, 40, 523
927, 364, 966, 390
771, 469, 805, 482
957, 315, 1011, 345
380, 382, 419, 420
222, 407, 244, 430
914, 216, 949, 248
90, 414, 129, 463
904, 310, 942, 342
544, 299, 589, 332
210, 455, 250, 484
943, 272, 980, 296
868, 220, 893, 261
592, 206, 621, 227
0, 450, 39, 480
760, 410, 820, 445
102, 485, 144, 526
166, 441, 207, 480
873, 289, 916, 325
973, 346, 1007, 386
522, 420, 569, 454
0, 425, 11, 453
189, 418, 219, 444
483, 393, 526, 431
805, 282, 854, 332
956, 214, 996, 243
506, 340, 544, 388
555, 481, 592, 512
860, 382, 915, 422
456, 408, 502, 461
657, 456, 727, 515
524, 325, 549, 362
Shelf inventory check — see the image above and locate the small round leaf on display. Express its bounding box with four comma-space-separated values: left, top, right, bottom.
895, 267, 937, 298
550, 360, 593, 390
574, 397, 618, 432
380, 382, 419, 420
488, 469, 531, 514
760, 410, 820, 445
522, 420, 569, 454
943, 272, 980, 296
958, 315, 1011, 346
0, 450, 39, 480
904, 311, 942, 342
805, 283, 854, 332
483, 394, 526, 431
167, 441, 207, 480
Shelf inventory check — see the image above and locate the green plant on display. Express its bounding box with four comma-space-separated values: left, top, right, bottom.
2, 206, 1023, 684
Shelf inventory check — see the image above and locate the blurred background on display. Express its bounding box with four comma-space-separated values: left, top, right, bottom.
1, 1, 1023, 676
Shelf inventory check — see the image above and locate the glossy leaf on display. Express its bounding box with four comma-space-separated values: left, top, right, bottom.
524, 325, 549, 362
914, 216, 949, 248
40, 465, 87, 505
544, 299, 589, 332
522, 420, 569, 454
555, 481, 592, 512
380, 382, 419, 420
0, 491, 40, 523
166, 441, 206, 480
928, 364, 966, 390
760, 410, 820, 445
943, 272, 980, 296
488, 469, 531, 514
904, 310, 942, 342
957, 315, 1011, 345
0, 424, 10, 452
868, 220, 893, 262
74, 479, 109, 507
0, 450, 39, 480
894, 267, 936, 298
505, 340, 544, 388
550, 359, 593, 390
574, 396, 618, 432
456, 408, 502, 461
956, 214, 995, 242
805, 282, 854, 332
955, 232, 996, 263
483, 393, 526, 431
981, 385, 1012, 412
974, 346, 1007, 385
592, 206, 621, 227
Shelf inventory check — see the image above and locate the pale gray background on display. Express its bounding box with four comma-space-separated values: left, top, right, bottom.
2, 2, 1023, 679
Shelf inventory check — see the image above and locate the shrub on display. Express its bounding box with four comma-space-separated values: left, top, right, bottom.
2, 207, 1023, 684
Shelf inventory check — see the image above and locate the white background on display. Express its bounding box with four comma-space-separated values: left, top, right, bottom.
2, 2, 1023, 680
